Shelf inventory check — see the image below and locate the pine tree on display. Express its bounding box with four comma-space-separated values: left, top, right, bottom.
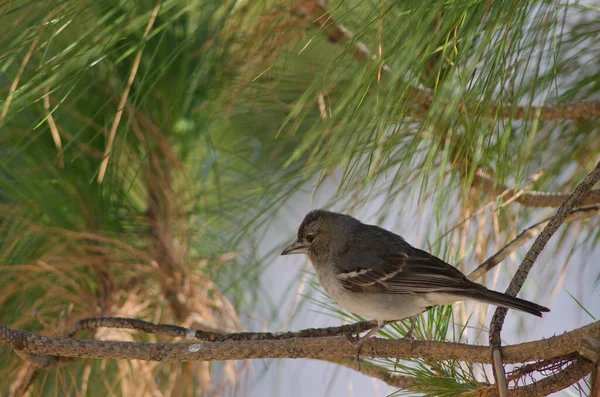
1, 0, 598, 395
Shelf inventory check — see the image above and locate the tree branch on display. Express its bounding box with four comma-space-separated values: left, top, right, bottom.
468, 205, 600, 281
293, 0, 600, 121
334, 356, 590, 395
1, 320, 598, 363
472, 171, 600, 207
490, 358, 593, 397
503, 101, 600, 120
489, 161, 600, 392
66, 317, 376, 341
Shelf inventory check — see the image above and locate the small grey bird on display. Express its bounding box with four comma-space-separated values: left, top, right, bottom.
281, 209, 549, 339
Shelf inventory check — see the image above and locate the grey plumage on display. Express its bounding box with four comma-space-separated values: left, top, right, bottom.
282, 209, 549, 324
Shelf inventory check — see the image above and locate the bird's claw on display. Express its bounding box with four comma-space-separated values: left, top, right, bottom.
354, 340, 366, 371
403, 331, 416, 356
345, 332, 361, 344
394, 331, 416, 370
344, 333, 366, 371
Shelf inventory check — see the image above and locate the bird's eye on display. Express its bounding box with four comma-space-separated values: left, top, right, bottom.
306, 234, 314, 243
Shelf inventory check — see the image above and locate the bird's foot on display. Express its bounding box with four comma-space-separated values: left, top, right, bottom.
344, 333, 367, 371
394, 357, 400, 371
393, 316, 418, 370
345, 332, 361, 344
346, 321, 388, 371
393, 336, 416, 370
353, 337, 367, 371
405, 315, 417, 341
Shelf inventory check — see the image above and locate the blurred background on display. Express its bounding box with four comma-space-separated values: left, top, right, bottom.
0, 0, 598, 396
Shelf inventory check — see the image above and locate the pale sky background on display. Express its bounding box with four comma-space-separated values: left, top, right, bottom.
244, 172, 599, 397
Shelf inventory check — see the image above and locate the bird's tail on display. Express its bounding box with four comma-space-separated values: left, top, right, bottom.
457, 287, 550, 317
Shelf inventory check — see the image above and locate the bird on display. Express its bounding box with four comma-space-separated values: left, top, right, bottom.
281, 209, 550, 341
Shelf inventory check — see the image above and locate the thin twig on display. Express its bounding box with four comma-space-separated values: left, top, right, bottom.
437, 171, 545, 245
490, 358, 593, 397
505, 353, 578, 383
0, 4, 68, 126
43, 87, 64, 167
0, 36, 40, 126
472, 171, 600, 207
97, 0, 161, 183
66, 316, 376, 341
498, 171, 545, 208
489, 162, 600, 394
11, 364, 39, 397
468, 205, 600, 281
493, 349, 509, 397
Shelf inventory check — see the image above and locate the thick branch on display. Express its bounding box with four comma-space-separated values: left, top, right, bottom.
335, 356, 590, 395
472, 171, 600, 207
62, 317, 596, 394
489, 162, 600, 390
1, 320, 598, 363
468, 205, 600, 281
293, 0, 600, 121
488, 358, 593, 397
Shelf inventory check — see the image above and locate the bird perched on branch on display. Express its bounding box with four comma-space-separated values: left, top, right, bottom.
281, 209, 550, 341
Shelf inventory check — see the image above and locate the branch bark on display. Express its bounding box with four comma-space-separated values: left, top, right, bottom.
489, 161, 600, 392
1, 320, 598, 363
65, 317, 376, 341
490, 358, 593, 397
472, 171, 600, 207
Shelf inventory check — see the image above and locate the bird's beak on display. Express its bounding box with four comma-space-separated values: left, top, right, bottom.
281, 239, 308, 255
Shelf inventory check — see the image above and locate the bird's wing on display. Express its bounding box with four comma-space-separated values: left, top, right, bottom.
334, 237, 475, 295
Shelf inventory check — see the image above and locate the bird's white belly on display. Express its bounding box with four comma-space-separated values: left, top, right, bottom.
315, 267, 459, 321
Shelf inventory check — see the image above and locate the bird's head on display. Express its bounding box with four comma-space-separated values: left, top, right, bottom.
281, 209, 358, 260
